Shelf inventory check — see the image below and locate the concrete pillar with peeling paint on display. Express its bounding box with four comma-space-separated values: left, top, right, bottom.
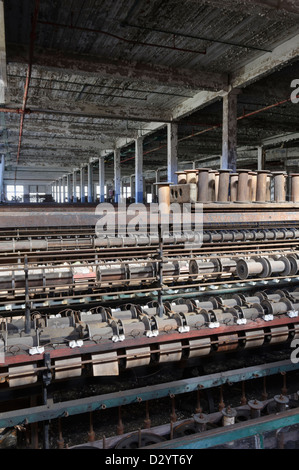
80, 167, 85, 203
62, 176, 66, 203
135, 136, 143, 203
67, 174, 71, 202
55, 181, 58, 202
0, 155, 4, 202
73, 170, 77, 203
114, 148, 121, 203
87, 162, 93, 203
167, 123, 178, 184
257, 146, 264, 170
99, 157, 105, 203
129, 174, 134, 202
222, 90, 239, 172
58, 178, 62, 204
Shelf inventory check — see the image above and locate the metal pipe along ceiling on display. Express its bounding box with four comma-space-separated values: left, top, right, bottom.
37, 20, 207, 55
15, 0, 40, 168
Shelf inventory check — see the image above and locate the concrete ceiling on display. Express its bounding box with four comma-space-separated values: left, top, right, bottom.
0, 0, 299, 184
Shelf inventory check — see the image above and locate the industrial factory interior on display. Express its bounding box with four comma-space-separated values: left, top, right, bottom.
1, 0, 299, 452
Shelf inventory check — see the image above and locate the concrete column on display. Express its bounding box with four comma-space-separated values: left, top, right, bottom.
257, 146, 264, 170
56, 181, 59, 203
99, 158, 105, 203
129, 174, 134, 202
114, 148, 121, 203
0, 155, 4, 202
73, 170, 77, 203
80, 167, 85, 203
62, 176, 66, 203
135, 136, 143, 203
222, 90, 238, 171
58, 178, 62, 203
152, 169, 160, 202
87, 162, 93, 203
167, 123, 178, 184
67, 174, 71, 202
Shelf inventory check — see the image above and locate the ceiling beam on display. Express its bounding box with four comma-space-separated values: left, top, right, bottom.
172, 32, 299, 121
230, 33, 299, 89
8, 96, 172, 123
6, 44, 228, 92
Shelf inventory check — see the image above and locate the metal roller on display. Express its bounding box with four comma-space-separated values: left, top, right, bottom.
39, 326, 80, 344
287, 254, 299, 275
233, 303, 264, 321
215, 296, 240, 307
213, 309, 236, 326
236, 257, 270, 279
8, 364, 38, 388
110, 307, 138, 321
182, 310, 209, 329
260, 297, 293, 316
125, 346, 151, 368
96, 262, 156, 286
232, 294, 262, 305
6, 333, 36, 351
117, 318, 147, 338
266, 256, 291, 276
5, 318, 34, 334
141, 304, 163, 316
265, 291, 286, 301
80, 310, 108, 323
188, 337, 211, 358
217, 333, 239, 352
154, 315, 181, 333
292, 324, 299, 339
87, 323, 114, 342
164, 301, 191, 315
243, 329, 265, 349
194, 298, 218, 310
189, 258, 220, 279
158, 341, 182, 363
91, 351, 119, 376
0, 269, 73, 292
268, 326, 290, 344
218, 257, 237, 275
46, 314, 75, 328
54, 357, 82, 380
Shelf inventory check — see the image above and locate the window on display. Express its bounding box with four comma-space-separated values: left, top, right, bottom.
6, 185, 24, 202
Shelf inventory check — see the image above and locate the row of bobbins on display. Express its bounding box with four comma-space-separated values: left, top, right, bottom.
156, 169, 299, 205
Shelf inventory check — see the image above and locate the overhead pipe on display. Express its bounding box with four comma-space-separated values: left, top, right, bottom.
37, 20, 206, 55
15, 0, 40, 167
115, 97, 292, 165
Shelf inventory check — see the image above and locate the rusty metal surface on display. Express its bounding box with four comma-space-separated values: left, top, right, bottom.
1, 203, 299, 227
2, 314, 299, 369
